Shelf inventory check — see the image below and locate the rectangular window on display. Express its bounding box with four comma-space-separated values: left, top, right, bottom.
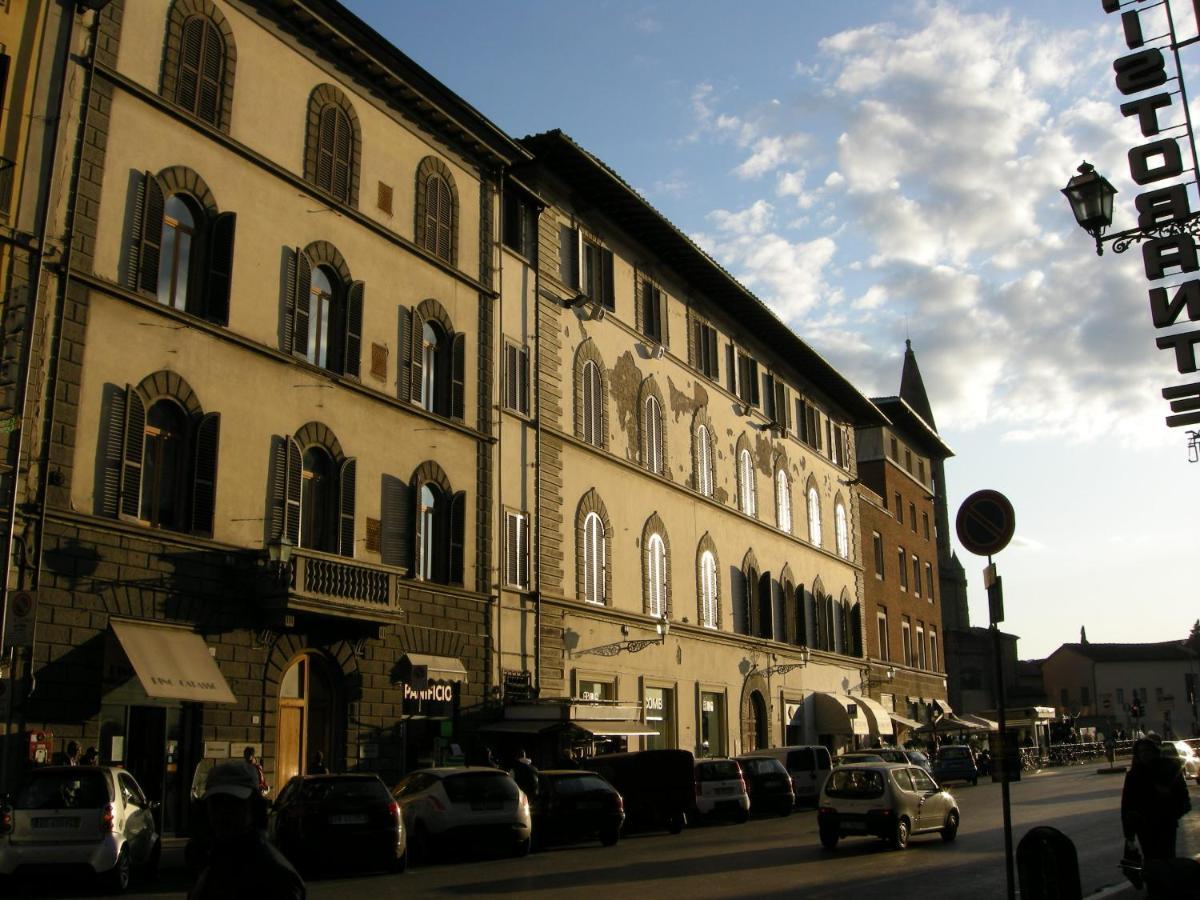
909, 502, 917, 532
918, 459, 926, 484
582, 238, 614, 310
700, 691, 726, 757
504, 511, 529, 589
503, 190, 535, 257
833, 427, 847, 468
929, 630, 938, 671
898, 548, 908, 590
895, 494, 903, 524
736, 351, 760, 407
578, 679, 614, 702
797, 400, 821, 450
905, 449, 912, 473
694, 320, 719, 379
916, 627, 926, 669
922, 512, 930, 540
901, 620, 912, 667
889, 435, 899, 459
825, 418, 833, 459
912, 555, 921, 598
872, 532, 884, 579
726, 343, 737, 395
644, 686, 676, 751
924, 562, 934, 602
642, 282, 665, 343
503, 342, 530, 416
877, 610, 890, 661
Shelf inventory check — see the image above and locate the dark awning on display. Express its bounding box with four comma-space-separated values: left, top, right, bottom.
109, 619, 235, 705
395, 653, 468, 684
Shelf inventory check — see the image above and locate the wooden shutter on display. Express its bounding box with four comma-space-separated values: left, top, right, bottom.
284, 436, 301, 545
449, 490, 466, 585
773, 379, 788, 428
519, 347, 530, 415
119, 387, 145, 519
190, 412, 220, 536
132, 172, 165, 295
397, 309, 412, 402
100, 385, 127, 517
518, 515, 529, 588
409, 308, 424, 406
197, 19, 222, 126
559, 225, 579, 289
317, 106, 336, 194
267, 435, 287, 541
290, 249, 311, 357
344, 280, 364, 378
726, 344, 736, 394
450, 331, 465, 420
601, 248, 615, 310
332, 110, 352, 204
176, 17, 203, 114
759, 571, 773, 640
380, 475, 413, 569
435, 178, 452, 261
205, 212, 235, 324
338, 457, 356, 557
795, 584, 807, 645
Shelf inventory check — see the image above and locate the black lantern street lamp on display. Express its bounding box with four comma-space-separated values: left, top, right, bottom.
1061, 162, 1117, 255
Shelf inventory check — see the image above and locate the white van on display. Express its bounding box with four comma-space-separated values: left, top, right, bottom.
742, 746, 832, 805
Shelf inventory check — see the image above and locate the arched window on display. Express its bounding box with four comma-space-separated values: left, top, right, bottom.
646, 533, 667, 617
285, 246, 364, 379
739, 449, 757, 517
403, 303, 464, 420
419, 321, 440, 412
416, 483, 440, 580
776, 469, 792, 533
316, 104, 354, 204
696, 424, 713, 497
583, 511, 606, 605
140, 400, 189, 529
645, 395, 663, 474
700, 550, 718, 629
300, 445, 337, 553
835, 499, 849, 559
582, 360, 603, 447
157, 194, 198, 311
423, 175, 453, 261
174, 15, 225, 126
807, 484, 822, 546
307, 266, 339, 370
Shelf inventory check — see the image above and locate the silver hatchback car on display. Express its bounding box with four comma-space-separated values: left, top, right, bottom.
818, 762, 959, 850
0, 766, 159, 892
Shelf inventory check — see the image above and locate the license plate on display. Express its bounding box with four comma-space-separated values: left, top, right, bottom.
763, 778, 783, 788
33, 816, 80, 828
329, 814, 368, 825
841, 820, 867, 833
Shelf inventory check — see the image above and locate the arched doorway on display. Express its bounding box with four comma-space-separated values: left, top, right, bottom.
276, 653, 336, 783
748, 690, 768, 751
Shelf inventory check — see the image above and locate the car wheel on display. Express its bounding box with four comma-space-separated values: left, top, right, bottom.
667, 811, 686, 834
600, 826, 620, 847
971, 776, 978, 786
411, 824, 432, 865
143, 837, 162, 881
103, 846, 132, 894
512, 836, 531, 858
941, 811, 959, 843
778, 802, 793, 817
893, 817, 910, 850
388, 847, 407, 874
819, 827, 839, 850
735, 807, 750, 824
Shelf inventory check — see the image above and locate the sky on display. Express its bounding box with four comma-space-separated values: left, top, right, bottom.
344, 0, 1199, 659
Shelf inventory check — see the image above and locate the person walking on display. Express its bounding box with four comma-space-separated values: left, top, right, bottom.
1122, 737, 1191, 869
62, 741, 80, 766
243, 746, 269, 796
308, 751, 328, 775
188, 760, 305, 900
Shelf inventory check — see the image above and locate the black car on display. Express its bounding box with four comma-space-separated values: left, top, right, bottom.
268, 774, 405, 875
591, 749, 695, 834
735, 756, 795, 816
531, 770, 624, 848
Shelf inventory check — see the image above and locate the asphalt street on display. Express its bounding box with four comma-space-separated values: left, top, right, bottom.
18, 763, 1199, 899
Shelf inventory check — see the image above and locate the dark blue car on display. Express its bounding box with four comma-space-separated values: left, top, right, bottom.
932, 746, 978, 785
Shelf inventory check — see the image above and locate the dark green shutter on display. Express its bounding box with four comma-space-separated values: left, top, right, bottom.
344, 280, 364, 378
380, 475, 412, 569
119, 387, 145, 519
449, 490, 466, 585
176, 17, 203, 114
284, 436, 301, 545
291, 249, 311, 357
397, 308, 412, 402
191, 412, 220, 536
450, 332, 465, 420
338, 457, 356, 557
100, 385, 126, 517
131, 172, 165, 295
409, 309, 424, 406
205, 211, 235, 324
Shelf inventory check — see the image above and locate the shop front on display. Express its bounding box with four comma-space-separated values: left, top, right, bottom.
392, 653, 468, 770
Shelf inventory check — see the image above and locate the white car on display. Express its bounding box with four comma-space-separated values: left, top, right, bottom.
392, 767, 531, 860
0, 766, 160, 892
818, 762, 959, 851
693, 759, 750, 822
1165, 740, 1200, 778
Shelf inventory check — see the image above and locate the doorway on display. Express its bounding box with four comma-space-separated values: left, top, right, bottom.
748, 691, 768, 751
276, 653, 337, 784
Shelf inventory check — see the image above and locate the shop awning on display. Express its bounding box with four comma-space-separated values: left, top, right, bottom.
812, 692, 871, 737
573, 720, 658, 737
854, 696, 894, 738
395, 654, 468, 683
110, 619, 236, 705
477, 720, 562, 735
958, 713, 999, 731
890, 713, 923, 731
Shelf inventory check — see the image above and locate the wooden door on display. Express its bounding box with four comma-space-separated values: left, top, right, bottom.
277, 704, 304, 786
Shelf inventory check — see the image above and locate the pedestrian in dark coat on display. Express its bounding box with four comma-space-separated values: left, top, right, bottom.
1122, 738, 1191, 864
510, 749, 539, 802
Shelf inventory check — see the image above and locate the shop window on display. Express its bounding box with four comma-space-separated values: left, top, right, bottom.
700, 691, 725, 757
644, 686, 675, 751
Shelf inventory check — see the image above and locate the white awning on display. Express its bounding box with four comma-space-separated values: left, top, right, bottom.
855, 695, 895, 738
890, 713, 923, 731
109, 619, 235, 705
812, 692, 871, 737
573, 720, 659, 737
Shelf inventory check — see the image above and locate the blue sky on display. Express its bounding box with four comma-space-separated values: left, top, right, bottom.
346, 0, 1198, 658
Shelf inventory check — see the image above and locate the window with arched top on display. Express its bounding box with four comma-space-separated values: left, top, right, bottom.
158, 194, 198, 311
700, 550, 718, 629
582, 360, 603, 447
160, 3, 236, 132
776, 469, 792, 533
644, 395, 663, 474
300, 445, 337, 553
696, 424, 713, 497
140, 400, 189, 529
304, 86, 360, 207
738, 449, 757, 517
284, 245, 364, 378
807, 484, 822, 546
646, 533, 667, 618
266, 425, 358, 560
835, 499, 849, 559
417, 483, 440, 580
401, 300, 465, 420
583, 511, 607, 605
415, 158, 459, 265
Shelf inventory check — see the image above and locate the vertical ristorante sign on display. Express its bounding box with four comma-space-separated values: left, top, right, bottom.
1103, 0, 1200, 428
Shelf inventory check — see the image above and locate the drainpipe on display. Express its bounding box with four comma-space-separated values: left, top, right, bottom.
491, 167, 503, 706
532, 200, 544, 697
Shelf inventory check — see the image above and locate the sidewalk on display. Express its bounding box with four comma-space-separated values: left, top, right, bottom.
1091, 804, 1200, 898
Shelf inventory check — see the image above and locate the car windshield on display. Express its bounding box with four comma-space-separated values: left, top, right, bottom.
697, 761, 741, 781
907, 751, 930, 766
739, 758, 785, 775
14, 770, 110, 810
549, 775, 611, 795
300, 778, 389, 803
940, 747, 971, 759
825, 768, 886, 799
442, 772, 518, 803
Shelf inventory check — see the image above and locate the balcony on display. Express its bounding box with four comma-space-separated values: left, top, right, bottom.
264, 548, 405, 625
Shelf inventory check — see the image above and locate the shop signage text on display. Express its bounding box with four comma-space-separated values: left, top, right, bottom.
403, 682, 455, 702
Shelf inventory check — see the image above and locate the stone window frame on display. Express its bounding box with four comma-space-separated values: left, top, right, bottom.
573, 340, 608, 449
159, 0, 237, 132
806, 477, 822, 547
696, 533, 721, 630
575, 489, 613, 605
303, 84, 362, 208
774, 454, 792, 534
740, 548, 761, 638
408, 458, 465, 585
641, 512, 672, 620
834, 493, 849, 559
779, 563, 796, 646
736, 433, 756, 518
414, 156, 460, 266
639, 377, 667, 476
692, 409, 715, 497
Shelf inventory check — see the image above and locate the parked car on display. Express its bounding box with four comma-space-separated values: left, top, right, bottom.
834, 752, 886, 767
735, 756, 795, 816
693, 759, 750, 823
743, 746, 832, 805
531, 770, 624, 848
391, 767, 531, 861
870, 748, 932, 773
591, 749, 695, 834
269, 774, 405, 874
932, 745, 979, 785
1163, 741, 1200, 779
818, 762, 959, 851
0, 766, 160, 893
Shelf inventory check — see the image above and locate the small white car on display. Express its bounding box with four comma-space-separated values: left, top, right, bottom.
693, 759, 750, 822
818, 762, 959, 851
392, 767, 531, 860
1165, 740, 1200, 779
0, 766, 160, 892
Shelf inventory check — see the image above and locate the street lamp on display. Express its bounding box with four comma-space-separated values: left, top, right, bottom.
574, 613, 671, 657
752, 648, 811, 678
265, 535, 294, 585
1061, 162, 1117, 255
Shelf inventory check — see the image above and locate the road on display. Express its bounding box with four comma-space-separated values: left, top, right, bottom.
23, 764, 1198, 898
